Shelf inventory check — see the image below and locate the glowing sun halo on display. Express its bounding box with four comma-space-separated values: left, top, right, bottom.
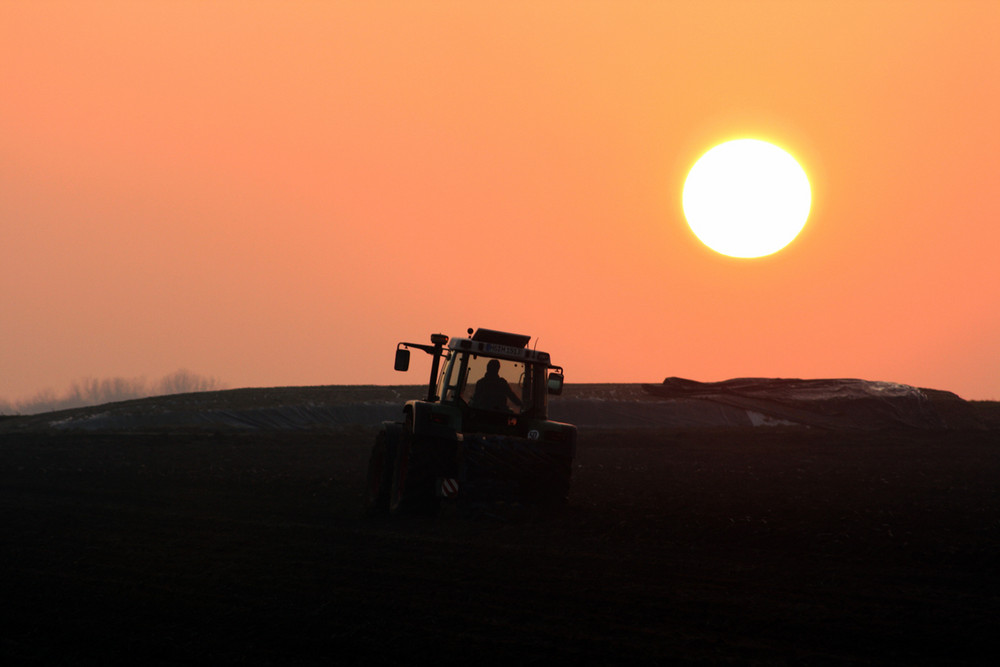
683, 139, 812, 258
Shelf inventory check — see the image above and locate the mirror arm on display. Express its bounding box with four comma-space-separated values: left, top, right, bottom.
399, 342, 438, 355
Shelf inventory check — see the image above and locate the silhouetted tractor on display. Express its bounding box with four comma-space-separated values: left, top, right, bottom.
367, 328, 577, 515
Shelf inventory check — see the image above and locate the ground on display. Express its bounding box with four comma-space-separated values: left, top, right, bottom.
2, 423, 999, 665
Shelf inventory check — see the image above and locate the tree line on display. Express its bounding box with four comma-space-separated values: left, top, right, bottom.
0, 370, 225, 415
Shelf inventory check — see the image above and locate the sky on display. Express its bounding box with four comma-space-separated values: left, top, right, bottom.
3, 1, 999, 403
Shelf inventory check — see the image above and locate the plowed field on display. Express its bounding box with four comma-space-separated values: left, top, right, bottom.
2, 426, 999, 664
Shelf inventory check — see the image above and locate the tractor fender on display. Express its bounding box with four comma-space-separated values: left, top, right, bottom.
409, 401, 461, 440
365, 421, 404, 515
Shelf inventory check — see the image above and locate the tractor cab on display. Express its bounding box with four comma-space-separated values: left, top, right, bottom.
373, 327, 575, 514
436, 329, 563, 421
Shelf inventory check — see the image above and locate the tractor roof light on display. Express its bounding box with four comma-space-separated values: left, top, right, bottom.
471, 329, 531, 348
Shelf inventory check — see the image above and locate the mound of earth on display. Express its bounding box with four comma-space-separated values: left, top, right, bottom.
1, 380, 993, 433
640, 377, 988, 430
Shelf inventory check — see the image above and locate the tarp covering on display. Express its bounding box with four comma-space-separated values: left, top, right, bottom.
0, 381, 988, 433
42, 403, 404, 432
548, 397, 755, 429
640, 377, 967, 430
0, 386, 420, 433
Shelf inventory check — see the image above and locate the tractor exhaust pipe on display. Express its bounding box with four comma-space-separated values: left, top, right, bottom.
426, 333, 449, 401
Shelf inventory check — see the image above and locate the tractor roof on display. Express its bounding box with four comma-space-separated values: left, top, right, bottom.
471, 329, 531, 348
451, 328, 553, 366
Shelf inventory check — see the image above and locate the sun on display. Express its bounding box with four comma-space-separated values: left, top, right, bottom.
682, 139, 812, 258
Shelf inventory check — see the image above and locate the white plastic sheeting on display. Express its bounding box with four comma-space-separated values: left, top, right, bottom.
638, 378, 962, 430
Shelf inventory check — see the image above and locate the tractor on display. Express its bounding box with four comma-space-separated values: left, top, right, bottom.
366, 328, 577, 515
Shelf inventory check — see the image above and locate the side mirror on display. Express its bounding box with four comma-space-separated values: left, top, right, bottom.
394, 347, 410, 372
547, 372, 564, 396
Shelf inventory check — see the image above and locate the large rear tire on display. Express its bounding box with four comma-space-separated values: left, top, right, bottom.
389, 431, 439, 516
365, 424, 398, 515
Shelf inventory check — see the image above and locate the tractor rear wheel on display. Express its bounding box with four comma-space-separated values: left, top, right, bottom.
365, 425, 398, 515
389, 431, 439, 516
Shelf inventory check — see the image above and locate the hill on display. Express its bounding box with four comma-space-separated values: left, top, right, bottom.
2, 380, 996, 433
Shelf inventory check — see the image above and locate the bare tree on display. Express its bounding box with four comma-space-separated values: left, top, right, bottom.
156, 369, 224, 396
1, 370, 226, 415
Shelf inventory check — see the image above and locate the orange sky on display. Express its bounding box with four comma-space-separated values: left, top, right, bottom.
3, 1, 999, 403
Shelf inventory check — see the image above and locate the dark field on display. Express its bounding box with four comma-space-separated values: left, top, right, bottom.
2, 426, 999, 665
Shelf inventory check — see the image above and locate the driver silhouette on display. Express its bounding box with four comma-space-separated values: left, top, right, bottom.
471, 359, 522, 411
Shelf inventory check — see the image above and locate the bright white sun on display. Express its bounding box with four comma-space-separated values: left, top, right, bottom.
683, 139, 811, 258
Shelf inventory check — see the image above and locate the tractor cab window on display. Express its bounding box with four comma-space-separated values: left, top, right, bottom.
441, 354, 540, 414
467, 357, 523, 412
